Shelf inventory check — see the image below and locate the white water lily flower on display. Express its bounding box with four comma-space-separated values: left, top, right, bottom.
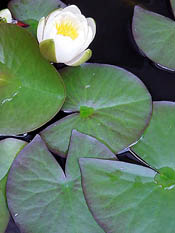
37, 5, 96, 66
0, 9, 12, 23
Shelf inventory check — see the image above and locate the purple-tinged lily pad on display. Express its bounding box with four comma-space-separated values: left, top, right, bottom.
132, 6, 175, 71
7, 131, 116, 233
80, 101, 175, 233
40, 63, 152, 157
0, 24, 65, 135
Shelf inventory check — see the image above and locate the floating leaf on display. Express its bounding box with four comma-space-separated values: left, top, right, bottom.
0, 24, 65, 135
132, 6, 175, 71
8, 0, 66, 22
40, 64, 152, 157
0, 176, 9, 233
80, 101, 175, 233
0, 138, 27, 233
132, 101, 175, 169
0, 138, 26, 181
80, 158, 175, 233
7, 132, 116, 233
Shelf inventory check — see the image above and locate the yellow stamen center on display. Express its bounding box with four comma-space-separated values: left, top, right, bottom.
56, 21, 79, 40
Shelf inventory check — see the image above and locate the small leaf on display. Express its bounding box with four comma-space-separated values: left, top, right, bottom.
40, 63, 152, 157
7, 132, 116, 233
0, 24, 65, 135
132, 6, 175, 71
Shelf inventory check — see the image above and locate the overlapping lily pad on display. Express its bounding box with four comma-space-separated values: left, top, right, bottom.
132, 6, 175, 71
0, 138, 26, 233
0, 24, 65, 135
40, 64, 152, 157
7, 131, 116, 233
8, 0, 66, 23
8, 0, 66, 36
80, 101, 175, 233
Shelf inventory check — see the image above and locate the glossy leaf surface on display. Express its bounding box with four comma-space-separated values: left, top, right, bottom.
80, 158, 175, 233
7, 132, 116, 233
41, 64, 152, 157
133, 6, 175, 71
8, 0, 66, 22
0, 24, 65, 135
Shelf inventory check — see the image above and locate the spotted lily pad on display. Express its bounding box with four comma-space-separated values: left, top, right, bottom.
0, 138, 26, 233
0, 24, 65, 135
80, 101, 175, 233
40, 64, 152, 157
132, 6, 175, 71
7, 131, 116, 233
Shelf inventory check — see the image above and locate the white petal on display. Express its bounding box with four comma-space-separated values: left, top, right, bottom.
37, 17, 46, 43
65, 49, 92, 66
87, 17, 96, 40
78, 26, 93, 53
62, 5, 81, 15
0, 9, 12, 23
54, 34, 85, 63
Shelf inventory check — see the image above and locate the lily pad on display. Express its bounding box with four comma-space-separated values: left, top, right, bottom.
0, 24, 65, 135
0, 176, 9, 233
0, 138, 27, 233
8, 0, 66, 22
40, 64, 152, 157
0, 138, 27, 181
7, 131, 116, 233
132, 101, 175, 169
132, 6, 175, 71
79, 101, 175, 233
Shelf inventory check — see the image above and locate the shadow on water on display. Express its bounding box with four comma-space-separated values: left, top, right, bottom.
1, 0, 174, 231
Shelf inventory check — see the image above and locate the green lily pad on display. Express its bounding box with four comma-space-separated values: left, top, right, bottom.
0, 138, 26, 181
132, 101, 175, 169
8, 0, 66, 36
132, 6, 175, 71
0, 176, 9, 233
0, 138, 27, 233
7, 131, 116, 233
8, 0, 66, 22
79, 101, 175, 233
40, 64, 152, 157
0, 24, 65, 135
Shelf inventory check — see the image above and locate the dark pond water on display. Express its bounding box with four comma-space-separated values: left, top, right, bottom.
0, 0, 174, 231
